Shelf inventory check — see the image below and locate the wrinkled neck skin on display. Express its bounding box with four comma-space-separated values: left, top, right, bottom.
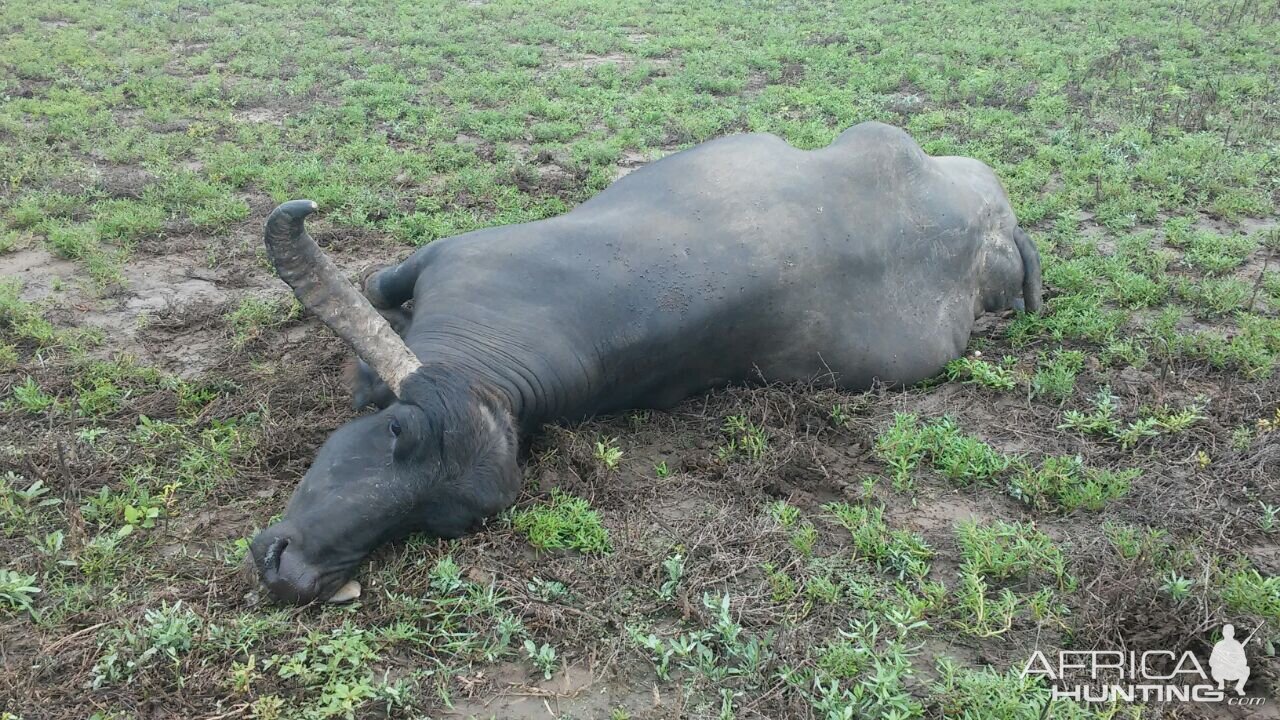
404, 317, 602, 437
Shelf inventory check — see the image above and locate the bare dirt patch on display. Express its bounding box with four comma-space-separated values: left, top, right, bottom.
446, 662, 661, 719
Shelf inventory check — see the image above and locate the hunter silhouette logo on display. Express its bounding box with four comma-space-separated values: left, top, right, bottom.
1022, 623, 1266, 707
1210, 624, 1250, 696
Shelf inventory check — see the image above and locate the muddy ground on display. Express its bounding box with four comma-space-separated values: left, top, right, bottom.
3, 206, 1277, 718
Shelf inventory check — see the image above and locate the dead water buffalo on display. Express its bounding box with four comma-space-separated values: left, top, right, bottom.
250, 121, 1042, 604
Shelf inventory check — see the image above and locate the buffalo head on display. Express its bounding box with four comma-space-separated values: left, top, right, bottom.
249, 200, 519, 604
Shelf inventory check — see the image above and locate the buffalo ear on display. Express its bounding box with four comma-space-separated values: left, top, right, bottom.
456, 396, 521, 521
342, 359, 397, 410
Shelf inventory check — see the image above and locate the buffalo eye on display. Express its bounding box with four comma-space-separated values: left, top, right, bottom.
388, 417, 402, 437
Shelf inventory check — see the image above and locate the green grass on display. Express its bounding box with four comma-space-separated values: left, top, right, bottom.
944, 356, 1017, 390
11, 376, 56, 414
826, 502, 933, 580
0, 280, 68, 349
226, 296, 301, 348
1031, 350, 1085, 402
1172, 227, 1258, 276
874, 414, 1013, 488
956, 520, 1069, 586
510, 489, 611, 553
1008, 456, 1138, 512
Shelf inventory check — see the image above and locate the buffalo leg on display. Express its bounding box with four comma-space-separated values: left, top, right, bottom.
363, 247, 434, 309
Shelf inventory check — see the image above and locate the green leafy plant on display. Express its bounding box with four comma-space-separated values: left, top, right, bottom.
659, 553, 685, 601
12, 376, 55, 414
944, 355, 1017, 390
510, 490, 611, 553
0, 569, 40, 615
826, 502, 933, 580
1008, 456, 1137, 512
720, 415, 769, 462
523, 639, 559, 679
1031, 350, 1085, 402
594, 436, 624, 469
1161, 572, 1193, 602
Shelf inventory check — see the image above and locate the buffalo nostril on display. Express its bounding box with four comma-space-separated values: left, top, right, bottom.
263, 536, 290, 572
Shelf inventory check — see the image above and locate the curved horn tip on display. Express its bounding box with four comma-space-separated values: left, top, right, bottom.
270, 199, 320, 222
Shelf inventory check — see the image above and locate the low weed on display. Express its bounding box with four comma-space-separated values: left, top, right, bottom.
264, 622, 415, 718
227, 296, 300, 347
1008, 456, 1137, 512
1031, 350, 1085, 402
873, 413, 931, 489
1219, 567, 1280, 622
1177, 229, 1257, 276
955, 520, 1070, 588
0, 569, 40, 615
874, 414, 1013, 488
594, 436, 623, 470
1259, 503, 1279, 533
766, 500, 801, 527
658, 552, 685, 601
1161, 572, 1193, 602
944, 355, 1017, 390
932, 657, 1135, 719
0, 280, 72, 348
510, 490, 610, 553
523, 640, 559, 679
950, 521, 1072, 638
629, 592, 773, 685
1059, 388, 1204, 447
12, 376, 57, 414
782, 618, 924, 719
1104, 522, 1173, 562
91, 602, 202, 689
720, 414, 769, 462
0, 473, 61, 535
1007, 292, 1127, 346
1176, 276, 1252, 317
826, 502, 933, 580
951, 567, 1019, 637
